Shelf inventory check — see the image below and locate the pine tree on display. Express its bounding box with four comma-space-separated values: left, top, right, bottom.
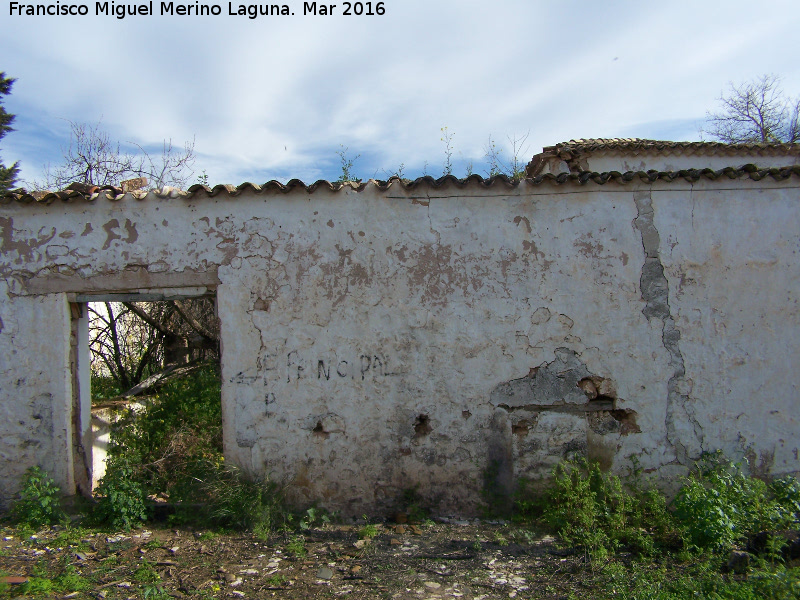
0, 72, 20, 194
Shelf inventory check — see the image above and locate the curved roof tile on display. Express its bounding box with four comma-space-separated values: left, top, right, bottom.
3, 167, 799, 206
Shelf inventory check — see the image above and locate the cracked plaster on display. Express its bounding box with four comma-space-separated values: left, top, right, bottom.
1, 178, 799, 513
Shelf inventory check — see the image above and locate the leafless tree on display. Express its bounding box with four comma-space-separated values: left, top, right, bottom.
89, 298, 219, 396
33, 119, 195, 191
704, 75, 800, 144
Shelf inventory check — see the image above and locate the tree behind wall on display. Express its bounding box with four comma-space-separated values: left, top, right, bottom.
705, 74, 800, 144
35, 119, 196, 191
0, 72, 20, 195
90, 299, 220, 396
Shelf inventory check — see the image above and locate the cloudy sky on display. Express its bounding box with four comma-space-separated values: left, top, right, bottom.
2, 0, 799, 187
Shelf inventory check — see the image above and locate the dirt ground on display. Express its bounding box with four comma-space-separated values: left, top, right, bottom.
0, 519, 598, 600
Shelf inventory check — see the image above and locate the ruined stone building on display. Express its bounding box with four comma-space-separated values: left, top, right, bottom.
1, 139, 799, 515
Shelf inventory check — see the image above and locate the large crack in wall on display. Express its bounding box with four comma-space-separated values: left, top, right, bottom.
632, 190, 703, 463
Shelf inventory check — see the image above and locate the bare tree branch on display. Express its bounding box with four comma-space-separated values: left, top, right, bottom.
31, 119, 195, 191
173, 299, 218, 343
704, 75, 800, 144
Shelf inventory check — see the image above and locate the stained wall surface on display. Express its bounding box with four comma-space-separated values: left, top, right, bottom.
1, 174, 798, 514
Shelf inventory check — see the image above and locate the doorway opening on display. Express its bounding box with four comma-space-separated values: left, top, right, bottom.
74, 290, 221, 500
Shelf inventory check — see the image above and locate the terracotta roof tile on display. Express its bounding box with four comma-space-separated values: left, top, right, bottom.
3, 167, 799, 205
527, 138, 800, 176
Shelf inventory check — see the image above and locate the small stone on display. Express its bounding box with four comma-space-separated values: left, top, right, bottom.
239, 568, 259, 575
394, 513, 408, 524
231, 592, 245, 598
0, 576, 28, 585
97, 591, 107, 599
316, 566, 334, 580
169, 546, 180, 554
395, 525, 406, 534
63, 593, 80, 599
409, 525, 423, 535
229, 578, 244, 587
350, 565, 362, 573
424, 581, 441, 589
390, 539, 402, 546
353, 539, 368, 549
726, 550, 751, 574
116, 581, 132, 589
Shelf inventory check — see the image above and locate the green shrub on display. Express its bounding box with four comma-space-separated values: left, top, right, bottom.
106, 363, 222, 504
90, 374, 123, 403
93, 454, 147, 530
517, 457, 682, 559
673, 452, 796, 551
196, 462, 286, 536
93, 364, 286, 535
9, 466, 67, 528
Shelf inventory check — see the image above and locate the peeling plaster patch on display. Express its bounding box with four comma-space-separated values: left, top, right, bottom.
0, 217, 57, 262
490, 348, 616, 414
513, 215, 532, 233
45, 245, 69, 259
101, 219, 121, 249
633, 191, 703, 462
574, 239, 605, 259
319, 244, 371, 305
80, 223, 93, 236
530, 307, 551, 325
124, 219, 139, 243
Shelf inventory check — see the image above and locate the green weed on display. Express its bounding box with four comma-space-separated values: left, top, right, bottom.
9, 466, 67, 529
297, 506, 332, 530
93, 453, 147, 530
286, 534, 306, 557
673, 452, 796, 551
358, 515, 378, 539
516, 457, 682, 559
264, 573, 287, 587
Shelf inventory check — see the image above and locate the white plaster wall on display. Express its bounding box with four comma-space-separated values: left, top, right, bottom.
0, 286, 74, 507
653, 182, 800, 475
1, 176, 798, 514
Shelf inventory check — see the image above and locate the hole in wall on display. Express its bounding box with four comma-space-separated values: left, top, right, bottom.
462, 410, 472, 419
609, 409, 640, 435
413, 414, 431, 440
578, 377, 598, 399
512, 419, 531, 437
312, 421, 330, 439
